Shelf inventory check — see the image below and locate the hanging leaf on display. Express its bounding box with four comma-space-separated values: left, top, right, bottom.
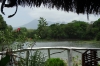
0, 52, 10, 66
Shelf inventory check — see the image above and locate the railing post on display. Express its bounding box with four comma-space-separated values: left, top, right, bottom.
48, 49, 50, 59
67, 49, 73, 66
26, 51, 29, 66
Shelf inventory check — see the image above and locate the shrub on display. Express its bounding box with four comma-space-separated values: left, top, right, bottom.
45, 58, 66, 66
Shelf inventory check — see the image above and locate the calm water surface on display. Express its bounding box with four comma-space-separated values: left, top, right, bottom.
34, 41, 100, 48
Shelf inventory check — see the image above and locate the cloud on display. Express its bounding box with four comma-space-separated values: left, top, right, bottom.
2, 6, 33, 27
27, 6, 100, 23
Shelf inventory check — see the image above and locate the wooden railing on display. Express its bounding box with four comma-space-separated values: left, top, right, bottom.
0, 46, 100, 66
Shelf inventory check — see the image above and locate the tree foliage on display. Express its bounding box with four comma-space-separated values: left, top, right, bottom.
1, 16, 100, 45
33, 17, 100, 41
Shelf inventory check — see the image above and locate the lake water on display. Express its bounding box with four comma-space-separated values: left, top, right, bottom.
34, 41, 100, 48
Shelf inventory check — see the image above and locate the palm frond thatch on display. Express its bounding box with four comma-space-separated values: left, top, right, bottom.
1, 0, 100, 18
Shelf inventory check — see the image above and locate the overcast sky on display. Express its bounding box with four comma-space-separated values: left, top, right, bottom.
1, 5, 100, 27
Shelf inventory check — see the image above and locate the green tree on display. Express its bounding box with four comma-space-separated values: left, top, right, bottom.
93, 18, 100, 29
37, 17, 48, 39
64, 20, 88, 39
0, 15, 10, 44
64, 22, 76, 39
49, 23, 58, 39
59, 24, 68, 39
48, 23, 68, 40
0, 15, 7, 30
96, 32, 100, 41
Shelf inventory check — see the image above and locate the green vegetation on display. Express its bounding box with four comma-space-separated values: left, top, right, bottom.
18, 50, 46, 66
27, 17, 100, 41
45, 58, 66, 66
0, 15, 28, 45
1, 14, 100, 44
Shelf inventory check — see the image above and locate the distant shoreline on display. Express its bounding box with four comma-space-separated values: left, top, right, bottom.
36, 39, 100, 42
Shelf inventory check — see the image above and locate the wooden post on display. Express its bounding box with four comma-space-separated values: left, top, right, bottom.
26, 51, 29, 66
48, 49, 50, 59
67, 49, 73, 66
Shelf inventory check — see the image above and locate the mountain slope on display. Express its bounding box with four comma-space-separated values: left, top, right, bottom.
13, 19, 65, 29
18, 20, 54, 29
20, 20, 39, 29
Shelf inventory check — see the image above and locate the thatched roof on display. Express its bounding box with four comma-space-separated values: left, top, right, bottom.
1, 0, 100, 18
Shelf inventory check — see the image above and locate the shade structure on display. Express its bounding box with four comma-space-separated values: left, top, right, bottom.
1, 0, 100, 18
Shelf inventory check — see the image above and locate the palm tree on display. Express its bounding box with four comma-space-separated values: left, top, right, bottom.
0, 0, 100, 18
